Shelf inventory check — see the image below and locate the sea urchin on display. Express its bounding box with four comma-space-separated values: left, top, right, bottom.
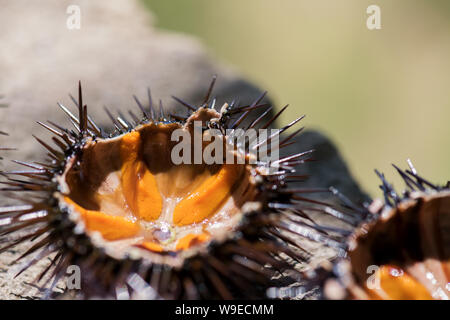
0, 78, 344, 299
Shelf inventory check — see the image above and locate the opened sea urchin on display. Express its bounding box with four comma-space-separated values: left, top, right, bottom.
319, 163, 449, 300
0, 78, 340, 299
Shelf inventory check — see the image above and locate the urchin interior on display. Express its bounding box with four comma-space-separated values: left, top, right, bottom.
57, 118, 258, 258
349, 192, 450, 299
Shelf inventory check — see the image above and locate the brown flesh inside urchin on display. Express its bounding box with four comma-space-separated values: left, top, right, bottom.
58, 109, 258, 261
348, 192, 450, 300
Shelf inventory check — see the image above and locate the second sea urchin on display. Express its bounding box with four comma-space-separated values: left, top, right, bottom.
319, 163, 449, 300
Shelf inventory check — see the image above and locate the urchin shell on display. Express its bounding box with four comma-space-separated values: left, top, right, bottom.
0, 78, 355, 299
319, 164, 450, 300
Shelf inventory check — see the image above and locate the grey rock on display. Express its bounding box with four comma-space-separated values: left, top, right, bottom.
286, 130, 371, 205
0, 0, 266, 165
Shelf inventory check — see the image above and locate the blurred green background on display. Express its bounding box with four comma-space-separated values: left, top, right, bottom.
142, 0, 450, 197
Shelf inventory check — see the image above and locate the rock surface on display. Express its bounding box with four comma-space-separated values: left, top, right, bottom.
0, 0, 266, 165
0, 0, 368, 299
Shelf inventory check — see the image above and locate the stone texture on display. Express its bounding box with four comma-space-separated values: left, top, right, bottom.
286, 130, 370, 205
0, 0, 266, 165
